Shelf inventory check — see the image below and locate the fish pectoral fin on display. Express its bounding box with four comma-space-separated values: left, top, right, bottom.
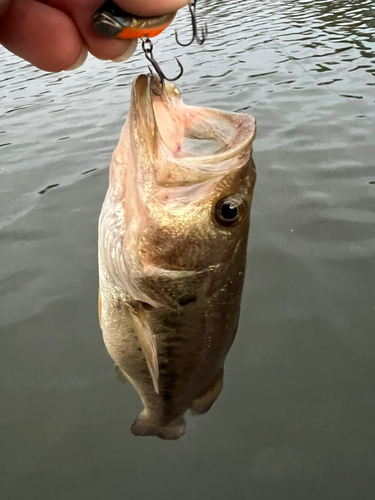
127, 302, 159, 394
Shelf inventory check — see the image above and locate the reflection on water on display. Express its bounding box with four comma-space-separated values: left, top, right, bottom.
0, 0, 374, 498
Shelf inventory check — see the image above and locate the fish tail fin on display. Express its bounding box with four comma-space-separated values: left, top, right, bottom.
131, 410, 186, 440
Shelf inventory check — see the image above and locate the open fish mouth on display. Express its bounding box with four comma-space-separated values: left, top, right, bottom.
128, 74, 256, 188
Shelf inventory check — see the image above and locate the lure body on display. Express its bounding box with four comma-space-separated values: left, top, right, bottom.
92, 0, 176, 39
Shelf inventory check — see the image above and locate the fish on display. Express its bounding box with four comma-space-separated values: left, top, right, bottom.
98, 74, 256, 440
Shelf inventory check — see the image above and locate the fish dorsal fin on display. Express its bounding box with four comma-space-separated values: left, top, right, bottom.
128, 302, 159, 394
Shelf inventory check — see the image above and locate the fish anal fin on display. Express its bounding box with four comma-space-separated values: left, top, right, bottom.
128, 303, 159, 394
131, 410, 186, 440
115, 365, 128, 384
191, 370, 224, 415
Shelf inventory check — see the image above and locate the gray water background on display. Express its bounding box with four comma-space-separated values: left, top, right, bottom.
1, 0, 374, 498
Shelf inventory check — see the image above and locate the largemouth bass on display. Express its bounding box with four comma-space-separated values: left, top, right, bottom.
98, 74, 256, 439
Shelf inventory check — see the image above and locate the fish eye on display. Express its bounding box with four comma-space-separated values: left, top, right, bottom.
215, 196, 244, 227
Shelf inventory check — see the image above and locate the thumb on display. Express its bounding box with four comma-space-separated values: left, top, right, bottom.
0, 0, 85, 72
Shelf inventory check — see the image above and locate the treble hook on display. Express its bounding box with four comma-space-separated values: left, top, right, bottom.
175, 0, 208, 47
141, 37, 184, 95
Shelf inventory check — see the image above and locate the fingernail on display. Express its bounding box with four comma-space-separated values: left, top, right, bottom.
111, 39, 138, 63
65, 47, 88, 71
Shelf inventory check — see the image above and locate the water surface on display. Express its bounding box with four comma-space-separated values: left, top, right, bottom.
1, 0, 374, 498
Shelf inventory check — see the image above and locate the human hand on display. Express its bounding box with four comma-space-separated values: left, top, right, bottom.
0, 0, 190, 72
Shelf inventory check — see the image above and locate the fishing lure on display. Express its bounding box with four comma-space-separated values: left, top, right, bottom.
92, 0, 176, 39
92, 1, 207, 92
175, 0, 208, 46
